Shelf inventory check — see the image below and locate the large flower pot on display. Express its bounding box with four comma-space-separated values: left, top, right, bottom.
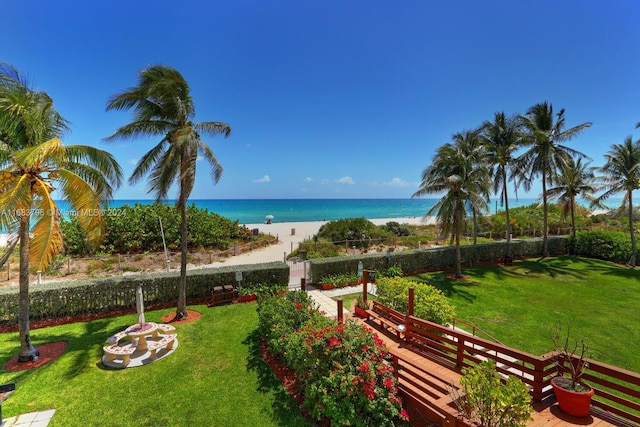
354, 306, 369, 319
551, 377, 594, 417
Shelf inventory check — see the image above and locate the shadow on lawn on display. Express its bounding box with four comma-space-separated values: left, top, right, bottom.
243, 329, 314, 427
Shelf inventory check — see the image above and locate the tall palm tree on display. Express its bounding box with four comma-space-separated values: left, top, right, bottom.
0, 64, 122, 361
481, 112, 523, 244
595, 136, 640, 266
517, 102, 591, 256
451, 129, 490, 245
546, 157, 603, 239
413, 139, 489, 278
105, 65, 231, 320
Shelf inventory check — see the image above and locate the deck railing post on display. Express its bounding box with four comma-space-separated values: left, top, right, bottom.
362, 270, 369, 303
337, 298, 343, 324
301, 278, 306, 291
408, 287, 414, 316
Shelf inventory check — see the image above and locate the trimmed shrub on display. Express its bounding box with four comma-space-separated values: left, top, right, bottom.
568, 230, 633, 264
375, 277, 455, 325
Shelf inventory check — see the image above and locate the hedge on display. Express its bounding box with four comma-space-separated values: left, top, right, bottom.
308, 237, 568, 282
0, 262, 288, 324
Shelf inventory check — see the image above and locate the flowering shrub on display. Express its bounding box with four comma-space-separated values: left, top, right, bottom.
283, 321, 408, 426
375, 277, 455, 325
256, 290, 331, 355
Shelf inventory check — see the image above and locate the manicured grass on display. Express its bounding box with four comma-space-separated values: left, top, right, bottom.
0, 304, 313, 427
407, 256, 640, 373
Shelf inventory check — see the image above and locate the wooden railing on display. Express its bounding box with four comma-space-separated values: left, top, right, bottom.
389, 309, 640, 425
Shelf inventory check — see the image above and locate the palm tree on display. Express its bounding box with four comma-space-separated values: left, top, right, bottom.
413, 138, 489, 278
451, 129, 490, 245
546, 157, 603, 239
517, 102, 591, 256
595, 136, 640, 266
105, 65, 231, 320
0, 64, 122, 361
480, 112, 523, 244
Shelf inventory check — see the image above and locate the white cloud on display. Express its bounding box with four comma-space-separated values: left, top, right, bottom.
320, 179, 330, 185
386, 177, 410, 187
128, 159, 138, 166
253, 175, 271, 183
305, 177, 313, 182
335, 176, 355, 185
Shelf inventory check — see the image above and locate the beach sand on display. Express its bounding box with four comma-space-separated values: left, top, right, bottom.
191, 216, 436, 268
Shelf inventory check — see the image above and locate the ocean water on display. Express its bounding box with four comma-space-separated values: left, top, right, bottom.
103, 198, 551, 224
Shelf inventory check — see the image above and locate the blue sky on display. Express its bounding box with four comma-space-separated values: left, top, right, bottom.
2, 0, 639, 200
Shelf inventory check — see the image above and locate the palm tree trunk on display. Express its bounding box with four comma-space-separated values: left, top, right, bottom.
175, 156, 189, 320
503, 171, 511, 245
18, 214, 39, 362
455, 205, 463, 278
628, 192, 636, 267
542, 174, 549, 257
570, 197, 576, 239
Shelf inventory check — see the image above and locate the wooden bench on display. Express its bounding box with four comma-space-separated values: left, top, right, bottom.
103, 344, 136, 366
368, 301, 407, 339
147, 334, 177, 360
210, 285, 236, 306
0, 383, 15, 425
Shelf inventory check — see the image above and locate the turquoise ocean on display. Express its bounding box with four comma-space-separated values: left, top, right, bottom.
100, 198, 566, 224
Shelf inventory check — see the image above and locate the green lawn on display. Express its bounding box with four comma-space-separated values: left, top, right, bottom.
407, 256, 640, 373
0, 304, 313, 427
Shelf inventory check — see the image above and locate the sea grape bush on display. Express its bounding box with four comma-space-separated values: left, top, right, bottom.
257, 292, 409, 426
60, 202, 249, 255
375, 277, 454, 325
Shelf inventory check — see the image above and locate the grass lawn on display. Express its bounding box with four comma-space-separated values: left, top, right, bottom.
331, 293, 376, 310
0, 303, 313, 427
407, 256, 640, 373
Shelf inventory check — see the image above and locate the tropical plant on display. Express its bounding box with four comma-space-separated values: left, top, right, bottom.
452, 359, 532, 427
517, 102, 591, 255
0, 63, 122, 361
546, 157, 603, 239
481, 111, 524, 244
105, 65, 231, 319
413, 135, 489, 278
317, 217, 389, 249
594, 136, 640, 266
375, 277, 454, 325
550, 323, 591, 392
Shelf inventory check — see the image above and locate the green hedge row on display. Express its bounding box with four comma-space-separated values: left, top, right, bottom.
0, 262, 288, 324
308, 237, 568, 282
568, 230, 634, 265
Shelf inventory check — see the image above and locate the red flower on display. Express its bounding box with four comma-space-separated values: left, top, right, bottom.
399, 408, 409, 420
383, 377, 393, 389
296, 303, 302, 310
328, 337, 342, 348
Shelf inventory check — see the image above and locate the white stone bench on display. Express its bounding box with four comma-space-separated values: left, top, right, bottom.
152, 323, 176, 338
103, 344, 136, 366
105, 331, 132, 345
147, 334, 177, 360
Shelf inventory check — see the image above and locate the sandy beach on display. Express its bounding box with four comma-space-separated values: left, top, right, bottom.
191, 216, 436, 268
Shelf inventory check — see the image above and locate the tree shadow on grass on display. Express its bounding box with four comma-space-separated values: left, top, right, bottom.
242, 329, 314, 427
413, 272, 479, 303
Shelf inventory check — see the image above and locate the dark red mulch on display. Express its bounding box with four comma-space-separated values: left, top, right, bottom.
3, 341, 68, 372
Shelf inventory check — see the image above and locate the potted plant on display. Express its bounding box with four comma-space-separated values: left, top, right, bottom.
549, 324, 594, 417
353, 298, 370, 319
238, 287, 257, 302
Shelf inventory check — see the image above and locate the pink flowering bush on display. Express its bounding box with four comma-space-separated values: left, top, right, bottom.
283, 321, 409, 426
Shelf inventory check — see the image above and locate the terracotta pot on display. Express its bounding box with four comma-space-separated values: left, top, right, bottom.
551, 377, 594, 417
240, 294, 257, 302
321, 283, 335, 290
354, 306, 369, 319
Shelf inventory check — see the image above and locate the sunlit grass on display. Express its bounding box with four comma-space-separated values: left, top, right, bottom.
0, 304, 313, 427
407, 256, 640, 372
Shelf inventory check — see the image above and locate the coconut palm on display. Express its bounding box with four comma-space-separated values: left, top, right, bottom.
451, 129, 490, 245
0, 64, 122, 361
413, 138, 489, 278
546, 157, 603, 239
480, 112, 523, 244
595, 136, 640, 266
517, 102, 591, 256
105, 65, 231, 320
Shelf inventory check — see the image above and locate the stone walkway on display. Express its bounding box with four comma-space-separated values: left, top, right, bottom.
1, 409, 55, 427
